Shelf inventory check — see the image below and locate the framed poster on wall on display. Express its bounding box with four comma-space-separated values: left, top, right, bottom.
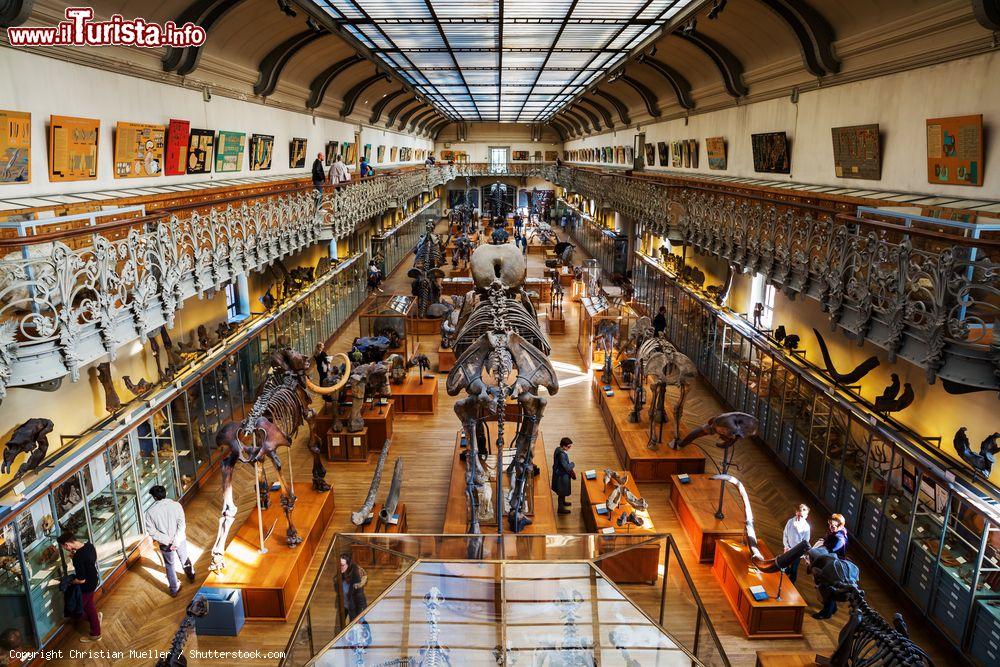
671, 141, 682, 167
215, 131, 246, 172
164, 119, 190, 176
0, 110, 30, 184
831, 124, 881, 180
377, 145, 385, 163
706, 136, 726, 170
390, 146, 398, 162
926, 114, 983, 186
289, 137, 307, 168
644, 144, 655, 167
512, 150, 529, 161
682, 140, 690, 168
113, 122, 165, 178
249, 133, 274, 170
325, 141, 337, 165
186, 129, 214, 174
688, 140, 699, 168
751, 131, 790, 174
545, 150, 558, 162
657, 142, 668, 166
49, 115, 99, 181
363, 143, 372, 162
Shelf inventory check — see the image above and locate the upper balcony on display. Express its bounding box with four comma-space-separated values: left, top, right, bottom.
0, 166, 453, 398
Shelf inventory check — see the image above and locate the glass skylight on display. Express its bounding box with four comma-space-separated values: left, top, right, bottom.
313, 0, 694, 122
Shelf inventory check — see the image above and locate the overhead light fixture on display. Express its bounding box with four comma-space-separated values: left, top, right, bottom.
681, 18, 697, 35
647, 45, 657, 57
306, 17, 322, 32
708, 0, 728, 20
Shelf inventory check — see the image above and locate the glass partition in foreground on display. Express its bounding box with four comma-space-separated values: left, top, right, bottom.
282, 534, 730, 667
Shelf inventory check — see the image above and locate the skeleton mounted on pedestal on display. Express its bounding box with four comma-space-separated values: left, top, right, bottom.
446, 244, 559, 533
410, 221, 447, 318
210, 340, 349, 571
637, 334, 697, 448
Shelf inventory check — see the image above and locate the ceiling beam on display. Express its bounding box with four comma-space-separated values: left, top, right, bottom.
619, 75, 661, 118
578, 98, 614, 130
428, 119, 451, 140
306, 54, 366, 109
675, 30, 748, 98
340, 72, 391, 118
386, 97, 421, 127
162, 0, 246, 76
0, 0, 32, 27
756, 0, 839, 76
557, 110, 585, 137
973, 0, 1000, 30
369, 88, 408, 124
398, 102, 430, 130
254, 28, 328, 97
408, 108, 437, 132
548, 120, 569, 142
571, 103, 603, 133
592, 90, 630, 126
416, 112, 443, 135
636, 55, 694, 110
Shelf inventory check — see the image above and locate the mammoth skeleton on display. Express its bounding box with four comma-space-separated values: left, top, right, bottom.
446, 243, 559, 533
210, 342, 349, 572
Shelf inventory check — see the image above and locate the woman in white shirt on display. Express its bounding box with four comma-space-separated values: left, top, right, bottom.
329, 154, 350, 184
782, 503, 811, 583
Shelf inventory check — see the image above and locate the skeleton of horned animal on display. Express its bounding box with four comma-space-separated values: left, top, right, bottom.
637, 334, 696, 449
210, 343, 349, 572
446, 244, 558, 533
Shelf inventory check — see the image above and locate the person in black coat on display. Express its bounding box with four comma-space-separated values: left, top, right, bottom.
339, 553, 368, 621
311, 152, 326, 188
551, 437, 576, 514
653, 306, 667, 336
57, 532, 101, 641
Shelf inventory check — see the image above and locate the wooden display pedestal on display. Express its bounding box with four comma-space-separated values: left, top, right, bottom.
546, 311, 566, 335
448, 266, 471, 278
528, 242, 555, 256
713, 539, 805, 638
670, 473, 746, 563
581, 472, 659, 584
559, 272, 574, 287
438, 346, 456, 372
352, 503, 408, 567
755, 652, 819, 667
362, 399, 394, 445
408, 317, 440, 336
205, 486, 336, 621
593, 377, 705, 482
443, 429, 555, 537
327, 427, 370, 461
397, 375, 439, 413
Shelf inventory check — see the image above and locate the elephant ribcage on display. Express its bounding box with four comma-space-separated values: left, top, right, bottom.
243, 374, 305, 439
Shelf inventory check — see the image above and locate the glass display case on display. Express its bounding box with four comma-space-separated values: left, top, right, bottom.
359, 294, 414, 357
16, 496, 64, 647
371, 200, 440, 277
629, 249, 1000, 660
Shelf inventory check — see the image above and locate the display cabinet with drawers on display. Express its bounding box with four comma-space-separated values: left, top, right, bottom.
631, 249, 1000, 662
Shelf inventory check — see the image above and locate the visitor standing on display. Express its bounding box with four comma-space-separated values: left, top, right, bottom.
551, 437, 576, 515
425, 154, 435, 166
311, 152, 326, 188
145, 485, 195, 597
339, 553, 368, 621
360, 156, 374, 177
822, 514, 849, 559
56, 532, 101, 642
329, 154, 350, 184
653, 306, 667, 336
781, 504, 811, 583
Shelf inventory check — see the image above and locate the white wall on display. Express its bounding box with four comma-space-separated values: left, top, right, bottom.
435, 122, 560, 163
565, 52, 1000, 198
0, 47, 433, 197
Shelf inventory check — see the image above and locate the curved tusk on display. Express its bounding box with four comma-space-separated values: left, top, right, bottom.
305, 353, 352, 395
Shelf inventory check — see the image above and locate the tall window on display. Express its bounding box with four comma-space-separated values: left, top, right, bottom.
226, 274, 250, 322
749, 273, 776, 328
489, 146, 508, 173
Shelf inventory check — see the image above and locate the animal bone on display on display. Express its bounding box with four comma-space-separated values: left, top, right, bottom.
378, 457, 404, 524
873, 377, 914, 414
410, 221, 447, 317
352, 439, 391, 526
1, 418, 54, 480
446, 243, 558, 533
955, 427, 1000, 480
385, 354, 407, 384
210, 341, 349, 571
636, 334, 696, 448
96, 362, 121, 414
346, 362, 390, 432
123, 375, 154, 397
812, 329, 880, 385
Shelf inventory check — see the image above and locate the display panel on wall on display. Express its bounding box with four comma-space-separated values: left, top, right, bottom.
751, 131, 790, 174
49, 115, 99, 181
390, 146, 398, 162
512, 150, 529, 161
325, 141, 337, 165
164, 119, 189, 176
706, 136, 726, 170
656, 141, 668, 166
926, 114, 983, 186
831, 124, 881, 180
687, 140, 698, 168
249, 134, 274, 170
440, 149, 455, 161
671, 141, 682, 168
0, 110, 30, 184
399, 147, 411, 162
682, 141, 690, 168
215, 131, 246, 172
289, 138, 307, 168
113, 122, 165, 178
186, 129, 214, 174
545, 150, 558, 162
342, 141, 357, 164
363, 143, 372, 162
377, 145, 385, 163
643, 144, 654, 167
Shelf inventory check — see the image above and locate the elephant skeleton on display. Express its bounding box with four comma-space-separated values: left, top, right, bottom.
637, 334, 697, 449
210, 342, 349, 571
446, 243, 559, 533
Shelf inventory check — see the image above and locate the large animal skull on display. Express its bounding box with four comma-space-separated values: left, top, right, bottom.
470, 243, 525, 290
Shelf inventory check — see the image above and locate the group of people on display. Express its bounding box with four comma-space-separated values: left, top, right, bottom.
782, 504, 852, 619
311, 151, 375, 189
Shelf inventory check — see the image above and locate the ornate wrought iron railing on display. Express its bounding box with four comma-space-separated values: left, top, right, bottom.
0, 166, 453, 398
545, 165, 1000, 391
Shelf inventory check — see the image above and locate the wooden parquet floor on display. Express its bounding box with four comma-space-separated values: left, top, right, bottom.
49, 221, 960, 667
